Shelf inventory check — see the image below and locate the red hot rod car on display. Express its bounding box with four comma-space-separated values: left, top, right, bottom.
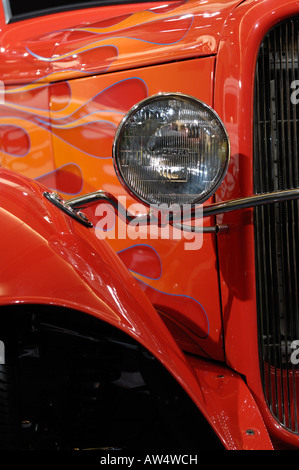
0, 0, 299, 450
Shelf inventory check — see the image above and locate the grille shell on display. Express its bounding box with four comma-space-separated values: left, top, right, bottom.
253, 17, 299, 434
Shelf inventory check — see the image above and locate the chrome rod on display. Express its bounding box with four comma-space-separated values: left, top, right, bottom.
200, 189, 299, 218
172, 224, 229, 234
67, 188, 299, 225
67, 190, 154, 224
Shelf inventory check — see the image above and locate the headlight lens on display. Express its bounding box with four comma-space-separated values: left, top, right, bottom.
113, 93, 230, 207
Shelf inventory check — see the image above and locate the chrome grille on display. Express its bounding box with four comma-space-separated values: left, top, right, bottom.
253, 17, 299, 434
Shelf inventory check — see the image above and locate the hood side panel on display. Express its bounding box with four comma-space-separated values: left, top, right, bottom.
0, 0, 243, 84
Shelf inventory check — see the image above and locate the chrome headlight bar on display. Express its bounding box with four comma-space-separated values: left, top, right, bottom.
66, 188, 299, 233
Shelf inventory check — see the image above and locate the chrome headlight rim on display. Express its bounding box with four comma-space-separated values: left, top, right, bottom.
112, 92, 230, 208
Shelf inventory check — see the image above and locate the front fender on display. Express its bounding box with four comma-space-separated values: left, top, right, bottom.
0, 169, 272, 449
0, 170, 183, 366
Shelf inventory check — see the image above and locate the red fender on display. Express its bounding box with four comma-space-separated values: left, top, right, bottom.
0, 168, 273, 449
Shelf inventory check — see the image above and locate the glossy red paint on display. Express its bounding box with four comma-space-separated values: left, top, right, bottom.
0, 0, 242, 84
0, 168, 273, 449
187, 355, 274, 450
0, 54, 225, 362
214, 0, 299, 448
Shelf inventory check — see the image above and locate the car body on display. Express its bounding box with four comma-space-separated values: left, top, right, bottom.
0, 0, 298, 450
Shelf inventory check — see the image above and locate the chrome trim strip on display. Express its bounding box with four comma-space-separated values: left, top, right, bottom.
69, 191, 226, 232
201, 189, 299, 218
1, 0, 12, 23
68, 190, 155, 225
67, 188, 299, 228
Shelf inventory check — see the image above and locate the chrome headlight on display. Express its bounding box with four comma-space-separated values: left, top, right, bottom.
113, 93, 230, 207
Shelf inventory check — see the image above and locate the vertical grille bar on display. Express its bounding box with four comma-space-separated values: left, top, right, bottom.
253, 17, 299, 434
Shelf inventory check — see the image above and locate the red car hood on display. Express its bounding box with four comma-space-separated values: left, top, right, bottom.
0, 0, 244, 84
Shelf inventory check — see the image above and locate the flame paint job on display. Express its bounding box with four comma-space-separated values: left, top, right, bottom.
0, 54, 224, 362
35, 163, 84, 195
0, 0, 242, 84
136, 278, 210, 357
117, 244, 163, 280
